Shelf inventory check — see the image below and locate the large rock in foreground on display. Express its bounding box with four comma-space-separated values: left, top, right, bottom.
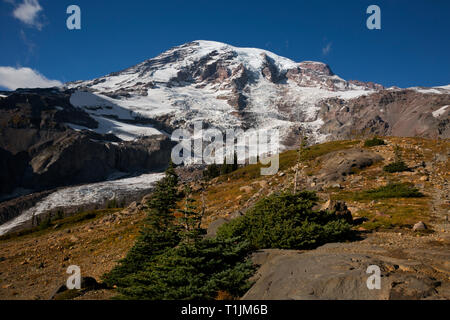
243, 240, 449, 300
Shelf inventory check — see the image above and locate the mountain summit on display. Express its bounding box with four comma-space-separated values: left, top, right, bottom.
66, 40, 449, 146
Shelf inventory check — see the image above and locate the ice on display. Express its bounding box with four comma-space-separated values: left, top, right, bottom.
0, 172, 164, 236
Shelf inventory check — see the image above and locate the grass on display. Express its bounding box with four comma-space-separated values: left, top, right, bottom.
358, 183, 424, 200
351, 198, 431, 231
331, 181, 429, 232
334, 183, 424, 201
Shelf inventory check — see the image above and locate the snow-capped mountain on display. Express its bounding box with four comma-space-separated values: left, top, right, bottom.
67, 40, 446, 148
0, 40, 449, 235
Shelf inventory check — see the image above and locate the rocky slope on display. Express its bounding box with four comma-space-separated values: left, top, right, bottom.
318, 89, 450, 139
0, 137, 448, 300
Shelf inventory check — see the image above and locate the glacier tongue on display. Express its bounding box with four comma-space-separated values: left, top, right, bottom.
0, 173, 164, 236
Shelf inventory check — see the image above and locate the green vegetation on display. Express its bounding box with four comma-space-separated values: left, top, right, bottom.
357, 183, 424, 200
213, 140, 359, 182
103, 161, 181, 286
203, 153, 239, 180
203, 163, 221, 180
103, 161, 254, 300
38, 215, 53, 230
217, 191, 353, 250
107, 198, 124, 209
364, 137, 385, 147
383, 144, 410, 173
346, 197, 431, 231
383, 161, 410, 173
116, 236, 254, 300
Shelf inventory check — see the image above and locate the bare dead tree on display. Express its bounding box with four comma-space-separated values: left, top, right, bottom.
294, 134, 308, 193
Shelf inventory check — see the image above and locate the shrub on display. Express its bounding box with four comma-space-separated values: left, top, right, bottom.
355, 183, 424, 200
383, 161, 410, 173
364, 137, 385, 147
217, 191, 353, 250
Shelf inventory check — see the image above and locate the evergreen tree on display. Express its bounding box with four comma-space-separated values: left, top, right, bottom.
178, 185, 206, 243
111, 182, 255, 300
217, 191, 353, 250
220, 152, 239, 175
115, 233, 254, 300
104, 160, 255, 300
103, 161, 180, 287
232, 152, 239, 172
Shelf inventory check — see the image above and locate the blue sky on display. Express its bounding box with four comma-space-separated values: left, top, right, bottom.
0, 0, 449, 90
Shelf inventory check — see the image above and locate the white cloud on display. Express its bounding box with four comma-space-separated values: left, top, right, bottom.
0, 66, 62, 90
11, 0, 43, 29
322, 42, 332, 56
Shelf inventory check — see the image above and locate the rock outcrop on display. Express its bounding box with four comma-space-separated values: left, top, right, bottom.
317, 148, 383, 184
318, 89, 450, 139
0, 89, 174, 199
243, 242, 449, 300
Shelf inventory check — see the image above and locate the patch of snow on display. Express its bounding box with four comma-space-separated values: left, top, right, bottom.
0, 173, 165, 236
66, 116, 161, 141
409, 86, 450, 95
432, 105, 449, 118
91, 115, 161, 141
337, 89, 373, 100
436, 84, 450, 91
